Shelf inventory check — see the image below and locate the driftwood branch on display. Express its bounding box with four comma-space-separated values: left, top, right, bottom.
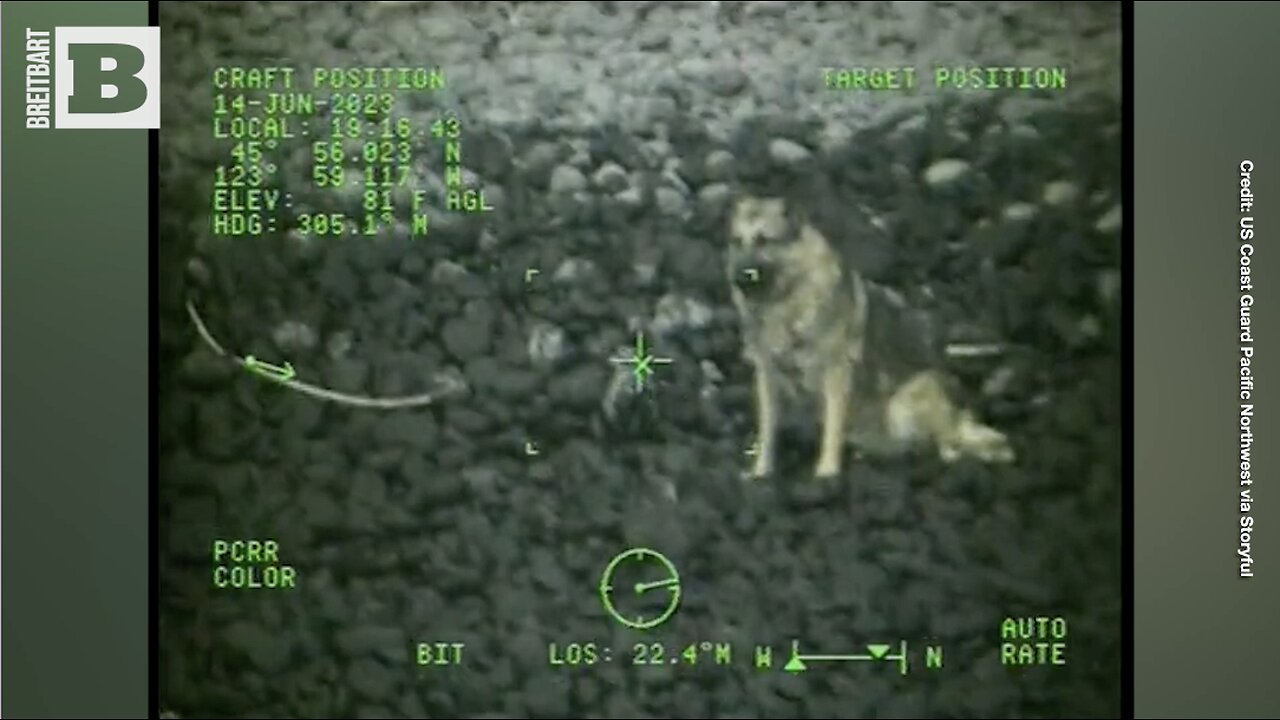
185, 299, 464, 409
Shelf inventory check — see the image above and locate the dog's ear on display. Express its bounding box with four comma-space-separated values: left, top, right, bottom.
729, 195, 799, 248
778, 196, 807, 231
794, 179, 896, 283
756, 196, 787, 222
725, 195, 752, 246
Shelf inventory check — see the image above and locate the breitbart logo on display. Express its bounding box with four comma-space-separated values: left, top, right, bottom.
25, 26, 160, 130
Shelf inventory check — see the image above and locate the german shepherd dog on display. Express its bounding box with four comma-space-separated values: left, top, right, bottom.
726, 194, 1016, 480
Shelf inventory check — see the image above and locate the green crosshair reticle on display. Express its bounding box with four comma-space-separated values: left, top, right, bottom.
599, 547, 682, 630
609, 331, 674, 393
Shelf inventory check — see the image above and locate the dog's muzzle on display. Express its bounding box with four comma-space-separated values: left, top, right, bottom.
730, 256, 777, 298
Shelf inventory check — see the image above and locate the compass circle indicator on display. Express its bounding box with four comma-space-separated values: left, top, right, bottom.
599, 547, 681, 630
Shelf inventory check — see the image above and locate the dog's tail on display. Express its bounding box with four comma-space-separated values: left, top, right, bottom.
938, 410, 1017, 464
887, 370, 1016, 464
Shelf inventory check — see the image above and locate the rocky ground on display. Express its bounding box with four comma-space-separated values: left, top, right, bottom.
157, 2, 1124, 718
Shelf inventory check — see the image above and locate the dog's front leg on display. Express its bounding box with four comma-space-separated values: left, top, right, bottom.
815, 360, 852, 479
749, 357, 778, 479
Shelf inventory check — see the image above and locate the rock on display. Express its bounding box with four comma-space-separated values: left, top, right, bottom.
1094, 203, 1121, 233
478, 228, 500, 253
748, 1, 788, 17
179, 347, 233, 388
225, 620, 292, 674
347, 658, 396, 700
707, 64, 749, 97
441, 301, 496, 361
399, 251, 427, 278
465, 127, 516, 178
431, 366, 469, 399
615, 185, 644, 208
667, 237, 722, 285
924, 158, 972, 187
818, 120, 854, 158
326, 331, 354, 360
523, 674, 572, 717
704, 149, 735, 181
592, 162, 630, 193
300, 485, 342, 530
637, 26, 670, 51
521, 141, 563, 187
634, 261, 658, 286
655, 186, 688, 218
565, 139, 593, 169
349, 468, 387, 508
547, 364, 609, 410
461, 465, 503, 495
549, 163, 588, 195
1097, 269, 1121, 308
527, 322, 568, 365
430, 259, 471, 285
1077, 314, 1102, 343
272, 319, 317, 352
768, 137, 812, 165
286, 393, 324, 436
1002, 202, 1038, 222
645, 94, 679, 125
644, 137, 676, 167
376, 410, 437, 448
1043, 180, 1080, 206
550, 190, 594, 223
698, 182, 733, 218
552, 257, 596, 283
982, 365, 1018, 397
184, 256, 212, 289
891, 112, 929, 139
335, 626, 408, 664
652, 293, 715, 335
